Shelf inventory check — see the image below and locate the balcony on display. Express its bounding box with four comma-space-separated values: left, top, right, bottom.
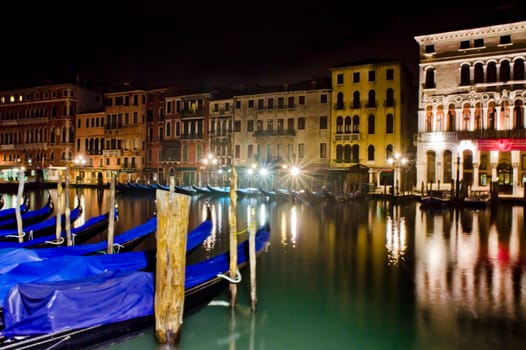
333, 133, 360, 142
416, 129, 526, 143
253, 129, 296, 137
103, 149, 123, 157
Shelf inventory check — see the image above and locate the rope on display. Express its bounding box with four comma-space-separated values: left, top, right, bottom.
44, 237, 65, 245
113, 243, 124, 254
29, 230, 34, 241
6, 232, 25, 239
217, 269, 242, 283
234, 228, 248, 235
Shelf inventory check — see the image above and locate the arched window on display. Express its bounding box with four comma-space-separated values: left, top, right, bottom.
385, 88, 394, 106
336, 92, 344, 109
426, 150, 436, 183
488, 103, 496, 130
368, 114, 375, 134
386, 144, 393, 160
447, 105, 456, 131
487, 62, 497, 83
425, 68, 435, 88
386, 114, 394, 134
474, 63, 484, 84
351, 145, 359, 163
500, 60, 510, 82
367, 90, 376, 107
513, 58, 525, 81
336, 116, 343, 133
343, 145, 351, 162
514, 100, 524, 129
443, 150, 452, 183
368, 145, 375, 161
336, 145, 343, 162
352, 115, 360, 132
352, 91, 360, 108
344, 116, 352, 133
460, 64, 470, 85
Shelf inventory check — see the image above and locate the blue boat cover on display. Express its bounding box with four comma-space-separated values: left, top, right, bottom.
0, 211, 109, 249
2, 270, 154, 337
0, 205, 81, 240
0, 251, 148, 303
0, 226, 270, 339
0, 203, 53, 231
0, 203, 29, 220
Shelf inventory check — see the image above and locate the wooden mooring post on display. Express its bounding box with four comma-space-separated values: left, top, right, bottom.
106, 175, 116, 254
55, 182, 63, 243
249, 206, 257, 312
15, 171, 25, 243
64, 169, 72, 246
154, 177, 190, 345
229, 167, 238, 308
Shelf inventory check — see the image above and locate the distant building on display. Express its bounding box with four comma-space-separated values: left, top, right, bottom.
414, 20, 526, 197
329, 59, 416, 194
232, 80, 331, 191
0, 83, 102, 182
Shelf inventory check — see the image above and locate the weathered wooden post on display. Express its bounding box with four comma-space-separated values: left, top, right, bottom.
106, 174, 116, 254
15, 171, 25, 243
155, 176, 190, 345
65, 169, 72, 246
249, 206, 257, 312
229, 167, 238, 308
55, 182, 63, 243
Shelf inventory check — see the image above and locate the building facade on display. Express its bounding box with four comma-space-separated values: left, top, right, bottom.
415, 20, 526, 197
232, 80, 331, 190
329, 60, 416, 194
0, 83, 102, 182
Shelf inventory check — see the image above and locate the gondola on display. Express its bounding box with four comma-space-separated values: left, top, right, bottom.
0, 195, 53, 230
0, 208, 115, 249
192, 185, 212, 195
0, 196, 29, 221
420, 190, 453, 209
207, 185, 230, 196
0, 203, 82, 243
0, 224, 270, 350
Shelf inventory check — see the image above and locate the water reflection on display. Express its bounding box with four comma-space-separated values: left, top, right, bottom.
415, 205, 526, 348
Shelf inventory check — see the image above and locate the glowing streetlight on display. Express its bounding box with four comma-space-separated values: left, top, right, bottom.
388, 152, 407, 197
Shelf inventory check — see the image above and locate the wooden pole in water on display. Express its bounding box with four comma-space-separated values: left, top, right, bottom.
15, 171, 25, 243
249, 206, 257, 312
106, 174, 116, 254
229, 167, 238, 308
155, 176, 190, 345
65, 169, 72, 246
55, 182, 63, 243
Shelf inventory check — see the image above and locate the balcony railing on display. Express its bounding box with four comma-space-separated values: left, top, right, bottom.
333, 133, 360, 142
417, 129, 526, 142
253, 129, 296, 137
103, 149, 123, 157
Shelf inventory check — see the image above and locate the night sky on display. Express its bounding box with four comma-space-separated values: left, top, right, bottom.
1, 0, 525, 91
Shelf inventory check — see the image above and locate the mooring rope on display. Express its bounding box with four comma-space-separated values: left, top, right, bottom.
44, 237, 65, 245
216, 269, 242, 283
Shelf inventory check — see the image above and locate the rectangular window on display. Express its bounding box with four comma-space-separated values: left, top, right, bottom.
287, 118, 294, 130
386, 69, 394, 80
368, 71, 375, 82
278, 97, 285, 108
277, 119, 284, 131
299, 96, 305, 105
248, 99, 254, 108
320, 94, 327, 104
320, 143, 327, 158
235, 145, 240, 158
288, 96, 294, 108
247, 120, 254, 132
474, 38, 484, 47
235, 100, 241, 109
500, 35, 511, 45
248, 144, 253, 159
320, 116, 327, 129
460, 40, 470, 49
298, 117, 305, 130
257, 99, 264, 109
337, 73, 344, 84
268, 98, 274, 109
298, 144, 304, 159
234, 120, 241, 132
353, 72, 360, 83
425, 44, 435, 54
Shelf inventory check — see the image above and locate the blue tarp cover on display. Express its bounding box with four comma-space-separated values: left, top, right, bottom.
0, 251, 148, 303
2, 270, 154, 337
0, 227, 270, 338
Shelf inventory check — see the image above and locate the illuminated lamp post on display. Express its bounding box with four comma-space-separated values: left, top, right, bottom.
290, 166, 301, 191
202, 153, 218, 186
388, 152, 407, 198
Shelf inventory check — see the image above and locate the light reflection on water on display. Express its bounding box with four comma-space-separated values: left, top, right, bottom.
3, 189, 526, 349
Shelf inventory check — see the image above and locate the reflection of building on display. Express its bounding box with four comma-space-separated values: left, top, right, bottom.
415, 20, 526, 196
329, 59, 416, 193
414, 207, 525, 349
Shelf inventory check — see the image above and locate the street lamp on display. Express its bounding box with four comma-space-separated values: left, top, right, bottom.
202, 153, 218, 186
73, 155, 86, 184
289, 166, 301, 190
388, 152, 407, 197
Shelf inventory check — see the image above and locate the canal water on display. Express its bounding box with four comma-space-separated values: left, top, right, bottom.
5, 188, 526, 350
